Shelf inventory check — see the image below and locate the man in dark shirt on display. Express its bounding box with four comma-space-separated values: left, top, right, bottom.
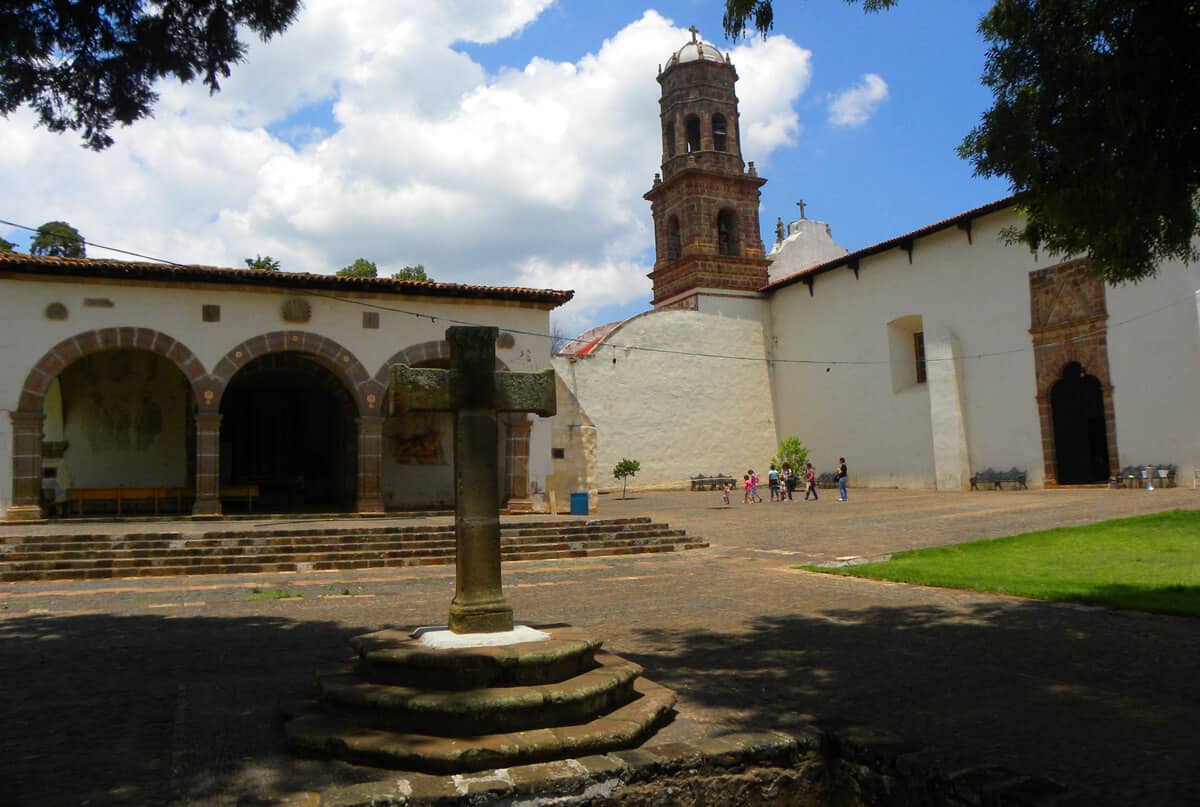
836, 457, 848, 502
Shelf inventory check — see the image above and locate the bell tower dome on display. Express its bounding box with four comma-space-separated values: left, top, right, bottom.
644, 27, 769, 308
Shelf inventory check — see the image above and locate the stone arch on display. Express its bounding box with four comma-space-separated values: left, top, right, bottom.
207, 331, 377, 417
8, 328, 207, 520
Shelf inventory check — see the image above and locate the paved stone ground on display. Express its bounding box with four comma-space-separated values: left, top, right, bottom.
1, 487, 1197, 806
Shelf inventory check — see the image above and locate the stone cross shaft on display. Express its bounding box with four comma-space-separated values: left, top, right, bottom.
391, 326, 556, 634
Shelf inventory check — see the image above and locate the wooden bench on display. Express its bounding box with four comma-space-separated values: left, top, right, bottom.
970, 467, 1028, 490
816, 472, 839, 489
68, 486, 190, 515
690, 474, 736, 491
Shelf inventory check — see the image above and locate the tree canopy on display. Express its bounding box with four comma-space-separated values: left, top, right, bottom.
722, 0, 1200, 283
0, 0, 300, 150
0, 236, 15, 253
30, 221, 85, 257
337, 258, 378, 278
392, 264, 431, 282
244, 254, 280, 271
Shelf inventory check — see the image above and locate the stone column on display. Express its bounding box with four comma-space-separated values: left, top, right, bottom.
6, 412, 45, 521
192, 413, 223, 518
356, 415, 385, 514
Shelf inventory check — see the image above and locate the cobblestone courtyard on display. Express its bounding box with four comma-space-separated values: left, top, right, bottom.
1, 487, 1197, 805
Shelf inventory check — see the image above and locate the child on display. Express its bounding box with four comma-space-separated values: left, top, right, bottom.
749, 469, 762, 503
742, 474, 751, 504
768, 465, 780, 501
721, 481, 731, 506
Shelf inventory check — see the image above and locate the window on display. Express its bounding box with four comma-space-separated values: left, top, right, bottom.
685, 115, 701, 153
913, 331, 927, 384
717, 210, 738, 256
712, 114, 728, 151
667, 216, 682, 260
665, 122, 676, 157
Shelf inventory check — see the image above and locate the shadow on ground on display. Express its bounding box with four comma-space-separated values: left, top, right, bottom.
0, 612, 376, 806
621, 600, 1200, 807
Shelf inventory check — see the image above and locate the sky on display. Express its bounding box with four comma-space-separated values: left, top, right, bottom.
0, 0, 1010, 337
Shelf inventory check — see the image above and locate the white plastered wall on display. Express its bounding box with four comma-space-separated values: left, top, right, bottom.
767, 208, 1200, 488
0, 275, 558, 517
553, 300, 778, 491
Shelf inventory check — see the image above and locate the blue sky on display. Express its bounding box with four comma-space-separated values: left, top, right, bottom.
0, 1, 1009, 335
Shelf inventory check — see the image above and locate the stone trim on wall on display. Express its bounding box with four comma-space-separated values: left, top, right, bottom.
8, 328, 208, 521
1029, 260, 1119, 485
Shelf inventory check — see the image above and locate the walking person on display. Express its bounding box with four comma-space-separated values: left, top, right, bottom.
748, 469, 762, 503
836, 457, 849, 502
803, 462, 818, 501
781, 463, 794, 501
768, 465, 780, 502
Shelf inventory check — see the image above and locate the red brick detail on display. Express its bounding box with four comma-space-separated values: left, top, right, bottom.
1029, 261, 1119, 484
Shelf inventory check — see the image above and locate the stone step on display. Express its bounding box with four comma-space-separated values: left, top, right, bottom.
0, 528, 687, 565
0, 534, 708, 582
353, 626, 602, 690
319, 652, 641, 736
285, 675, 677, 774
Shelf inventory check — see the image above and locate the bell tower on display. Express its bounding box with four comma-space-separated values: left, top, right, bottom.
644, 27, 769, 308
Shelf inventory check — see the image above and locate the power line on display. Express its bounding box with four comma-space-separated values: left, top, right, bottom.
3, 215, 1196, 369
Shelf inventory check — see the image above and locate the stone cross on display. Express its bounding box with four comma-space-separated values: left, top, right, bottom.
391, 326, 556, 634
689, 24, 700, 43
796, 199, 807, 219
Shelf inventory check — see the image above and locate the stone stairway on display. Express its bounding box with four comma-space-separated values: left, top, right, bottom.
0, 517, 707, 583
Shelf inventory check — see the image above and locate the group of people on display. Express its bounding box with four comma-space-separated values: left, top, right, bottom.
722, 458, 848, 505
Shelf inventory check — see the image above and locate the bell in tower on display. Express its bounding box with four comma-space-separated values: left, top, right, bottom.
644, 27, 770, 308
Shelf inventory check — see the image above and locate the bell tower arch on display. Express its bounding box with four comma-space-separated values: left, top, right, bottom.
645, 27, 769, 308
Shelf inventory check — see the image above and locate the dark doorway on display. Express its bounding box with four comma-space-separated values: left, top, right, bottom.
1051, 362, 1110, 484
220, 353, 357, 512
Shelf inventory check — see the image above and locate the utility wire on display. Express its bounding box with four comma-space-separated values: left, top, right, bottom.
3, 216, 1196, 369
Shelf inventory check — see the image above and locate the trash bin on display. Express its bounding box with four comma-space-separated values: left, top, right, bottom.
569, 491, 589, 516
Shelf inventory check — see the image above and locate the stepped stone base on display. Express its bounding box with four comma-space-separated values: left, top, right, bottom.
286, 625, 676, 774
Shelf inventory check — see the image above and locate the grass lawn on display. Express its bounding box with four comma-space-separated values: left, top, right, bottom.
802, 509, 1200, 617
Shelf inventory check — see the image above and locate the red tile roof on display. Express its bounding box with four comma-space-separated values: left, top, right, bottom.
0, 252, 574, 308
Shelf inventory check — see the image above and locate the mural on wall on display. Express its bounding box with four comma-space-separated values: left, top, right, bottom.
391, 413, 445, 465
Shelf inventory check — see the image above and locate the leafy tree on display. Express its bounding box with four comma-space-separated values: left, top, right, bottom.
0, 235, 15, 252
723, 0, 1200, 283
392, 264, 431, 281
612, 458, 641, 499
0, 0, 301, 150
244, 254, 281, 272
30, 221, 85, 258
772, 436, 810, 475
337, 258, 378, 278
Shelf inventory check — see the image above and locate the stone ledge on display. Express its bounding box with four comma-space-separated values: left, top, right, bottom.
282, 722, 1071, 806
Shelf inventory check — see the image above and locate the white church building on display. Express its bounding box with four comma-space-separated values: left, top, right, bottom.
555, 36, 1200, 494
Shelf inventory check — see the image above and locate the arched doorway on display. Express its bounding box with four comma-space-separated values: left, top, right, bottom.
220, 353, 357, 511
1051, 362, 1110, 484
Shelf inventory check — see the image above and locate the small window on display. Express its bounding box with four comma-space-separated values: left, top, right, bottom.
712, 114, 728, 151
685, 115, 701, 153
665, 122, 676, 157
667, 216, 682, 260
913, 331, 927, 384
717, 210, 738, 256
551, 447, 565, 459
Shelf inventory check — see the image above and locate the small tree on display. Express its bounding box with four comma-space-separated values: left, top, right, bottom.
245, 254, 281, 271
393, 263, 430, 281
337, 258, 378, 278
613, 458, 641, 499
30, 221, 85, 257
772, 436, 810, 474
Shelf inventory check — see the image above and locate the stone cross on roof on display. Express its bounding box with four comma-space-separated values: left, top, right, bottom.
796, 199, 807, 219
391, 326, 556, 633
689, 24, 700, 43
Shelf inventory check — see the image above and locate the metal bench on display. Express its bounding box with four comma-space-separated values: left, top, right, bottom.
970, 467, 1028, 490
690, 474, 736, 491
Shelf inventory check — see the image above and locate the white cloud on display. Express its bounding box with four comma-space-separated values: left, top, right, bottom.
0, 3, 815, 335
828, 73, 889, 127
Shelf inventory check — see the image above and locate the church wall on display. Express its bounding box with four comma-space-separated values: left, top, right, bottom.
768, 208, 1200, 489
768, 209, 1045, 488
1103, 254, 1200, 479
553, 304, 777, 492
0, 275, 558, 518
